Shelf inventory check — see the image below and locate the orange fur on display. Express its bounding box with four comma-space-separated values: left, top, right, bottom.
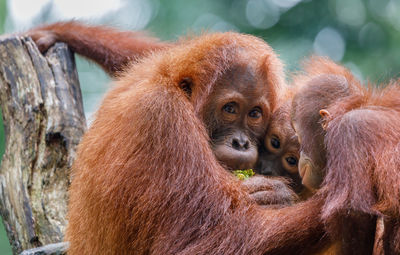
28, 21, 170, 75
63, 30, 328, 254
28, 22, 337, 254
293, 57, 400, 254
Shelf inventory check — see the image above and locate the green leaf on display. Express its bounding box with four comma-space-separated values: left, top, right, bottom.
233, 169, 255, 180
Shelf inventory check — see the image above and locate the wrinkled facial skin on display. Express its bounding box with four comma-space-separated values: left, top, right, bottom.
292, 115, 326, 191
256, 105, 302, 192
298, 152, 324, 190
204, 64, 270, 170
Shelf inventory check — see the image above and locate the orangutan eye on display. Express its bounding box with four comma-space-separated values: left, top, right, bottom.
286, 156, 298, 166
249, 107, 262, 119
270, 137, 280, 149
222, 103, 236, 114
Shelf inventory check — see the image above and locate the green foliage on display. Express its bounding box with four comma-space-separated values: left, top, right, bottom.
0, 219, 11, 255
233, 169, 255, 180
0, 0, 5, 34
147, 0, 400, 81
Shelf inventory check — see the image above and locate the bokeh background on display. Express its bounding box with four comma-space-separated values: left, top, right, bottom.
0, 0, 399, 253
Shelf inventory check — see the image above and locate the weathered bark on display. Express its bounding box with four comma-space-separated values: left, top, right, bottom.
20, 242, 68, 255
0, 35, 86, 254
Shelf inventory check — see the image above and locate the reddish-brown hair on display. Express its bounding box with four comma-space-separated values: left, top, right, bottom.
65, 32, 327, 254
293, 57, 400, 253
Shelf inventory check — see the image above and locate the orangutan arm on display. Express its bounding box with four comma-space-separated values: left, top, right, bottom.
27, 21, 170, 75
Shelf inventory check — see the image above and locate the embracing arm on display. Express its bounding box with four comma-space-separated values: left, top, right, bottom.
257, 197, 327, 254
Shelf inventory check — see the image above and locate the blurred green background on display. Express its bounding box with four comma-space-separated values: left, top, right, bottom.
0, 0, 399, 253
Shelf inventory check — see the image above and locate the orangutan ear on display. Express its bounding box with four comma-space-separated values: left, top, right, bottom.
179, 77, 193, 98
319, 109, 331, 130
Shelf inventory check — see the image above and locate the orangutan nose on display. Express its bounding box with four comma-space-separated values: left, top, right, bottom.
231, 137, 250, 151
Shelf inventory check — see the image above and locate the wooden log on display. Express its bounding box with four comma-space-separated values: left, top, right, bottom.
20, 242, 68, 255
0, 35, 86, 254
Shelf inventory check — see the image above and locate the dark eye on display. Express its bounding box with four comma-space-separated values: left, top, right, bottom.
222, 103, 236, 114
249, 108, 262, 118
286, 157, 298, 166
270, 137, 280, 149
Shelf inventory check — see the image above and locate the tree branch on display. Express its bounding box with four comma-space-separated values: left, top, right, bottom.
0, 35, 85, 254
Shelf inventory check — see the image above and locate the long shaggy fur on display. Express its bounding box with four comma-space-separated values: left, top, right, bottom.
294, 57, 400, 254
64, 31, 326, 254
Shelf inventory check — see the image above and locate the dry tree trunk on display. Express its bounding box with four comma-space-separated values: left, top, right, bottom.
0, 35, 86, 254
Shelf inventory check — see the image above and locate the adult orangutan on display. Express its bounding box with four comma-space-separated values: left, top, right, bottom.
27, 23, 334, 254
28, 21, 283, 172
292, 57, 400, 254
28, 21, 300, 206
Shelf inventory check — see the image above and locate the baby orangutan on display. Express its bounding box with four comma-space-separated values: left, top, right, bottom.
255, 87, 315, 200
256, 93, 301, 188
292, 57, 400, 254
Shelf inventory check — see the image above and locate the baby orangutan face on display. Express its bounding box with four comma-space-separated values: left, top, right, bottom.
291, 74, 351, 191
256, 103, 303, 192
293, 121, 325, 191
